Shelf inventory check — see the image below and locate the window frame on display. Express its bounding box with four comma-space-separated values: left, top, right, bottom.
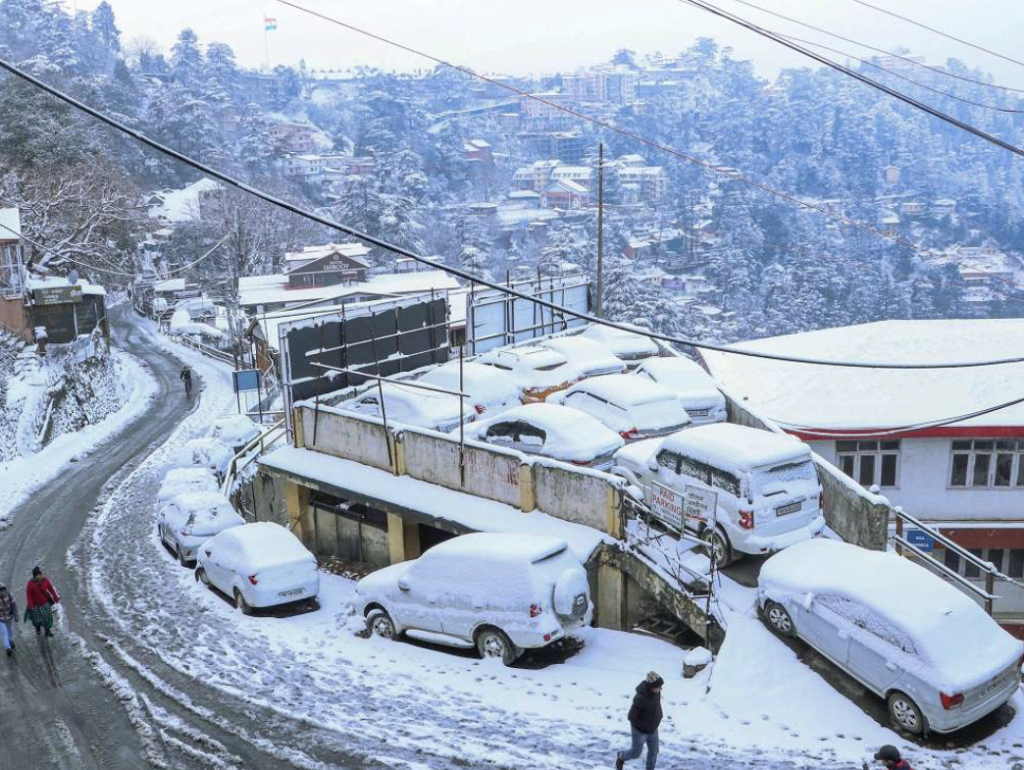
836, 439, 901, 489
948, 439, 1024, 490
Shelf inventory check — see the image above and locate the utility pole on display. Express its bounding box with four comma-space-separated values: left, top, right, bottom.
596, 142, 605, 318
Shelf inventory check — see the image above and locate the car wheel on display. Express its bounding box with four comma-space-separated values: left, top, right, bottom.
234, 589, 252, 616
366, 608, 396, 639
701, 527, 733, 567
764, 601, 795, 637
888, 691, 925, 735
196, 566, 210, 586
476, 628, 518, 666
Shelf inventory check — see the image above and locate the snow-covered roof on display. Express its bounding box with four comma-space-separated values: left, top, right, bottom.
539, 336, 624, 375
760, 539, 1023, 692
26, 275, 106, 296
238, 270, 459, 309
701, 320, 1024, 431
545, 179, 588, 194
149, 179, 222, 224
508, 190, 541, 199
284, 242, 372, 263
660, 423, 808, 472
153, 278, 186, 293
0, 208, 21, 240
428, 532, 565, 564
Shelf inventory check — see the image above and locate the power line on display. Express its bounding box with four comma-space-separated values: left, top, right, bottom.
777, 32, 1022, 114
720, 0, 1024, 95
4, 55, 1024, 370
846, 0, 1024, 71
676, 0, 1024, 159
269, 0, 927, 255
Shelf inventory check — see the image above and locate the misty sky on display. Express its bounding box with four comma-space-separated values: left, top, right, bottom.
72, 0, 1024, 87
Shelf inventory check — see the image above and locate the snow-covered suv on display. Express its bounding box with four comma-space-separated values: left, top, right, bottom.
355, 533, 593, 665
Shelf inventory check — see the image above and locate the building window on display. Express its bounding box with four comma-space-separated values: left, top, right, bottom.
836, 440, 900, 488
950, 439, 1024, 488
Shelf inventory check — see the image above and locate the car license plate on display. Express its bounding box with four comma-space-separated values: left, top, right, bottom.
777, 502, 801, 516
279, 588, 303, 598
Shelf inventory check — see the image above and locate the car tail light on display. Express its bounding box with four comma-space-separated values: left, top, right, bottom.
940, 692, 964, 710
739, 510, 755, 530
620, 428, 639, 440
530, 604, 542, 618
571, 459, 592, 466
543, 633, 552, 642
819, 490, 826, 510
475, 404, 486, 415
248, 574, 259, 586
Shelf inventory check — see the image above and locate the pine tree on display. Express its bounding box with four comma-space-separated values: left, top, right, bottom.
91, 1, 120, 52
171, 28, 203, 91
237, 102, 273, 173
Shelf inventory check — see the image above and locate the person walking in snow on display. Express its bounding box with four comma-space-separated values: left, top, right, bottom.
867, 745, 912, 770
0, 583, 18, 657
615, 671, 664, 770
24, 567, 59, 638
180, 365, 193, 399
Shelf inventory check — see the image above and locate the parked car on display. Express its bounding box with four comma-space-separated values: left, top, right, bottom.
176, 438, 234, 480
158, 491, 244, 566
356, 533, 592, 665
759, 539, 1024, 735
466, 403, 624, 469
196, 522, 320, 614
581, 324, 659, 366
548, 374, 691, 441
478, 346, 581, 403
208, 414, 262, 453
612, 423, 825, 565
635, 357, 727, 425
418, 361, 521, 417
157, 467, 219, 504
539, 336, 627, 380
340, 381, 477, 433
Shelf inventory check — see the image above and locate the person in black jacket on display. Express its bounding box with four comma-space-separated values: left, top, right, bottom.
180, 365, 193, 398
615, 671, 664, 770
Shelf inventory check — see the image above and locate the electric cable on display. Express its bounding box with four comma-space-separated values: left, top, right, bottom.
720, 0, 1024, 94
5, 53, 1024, 369
675, 0, 1024, 158
846, 0, 1024, 71
269, 0, 930, 255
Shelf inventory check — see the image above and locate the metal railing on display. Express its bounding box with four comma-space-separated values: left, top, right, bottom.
893, 508, 999, 615
221, 418, 287, 497
167, 332, 235, 365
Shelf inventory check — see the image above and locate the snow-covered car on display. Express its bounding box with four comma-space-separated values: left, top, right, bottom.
548, 374, 691, 441
418, 361, 521, 417
175, 438, 234, 480
196, 522, 319, 614
356, 533, 592, 665
158, 491, 244, 566
466, 403, 624, 469
538, 336, 627, 380
157, 467, 219, 504
478, 345, 581, 403
208, 414, 261, 453
340, 382, 476, 433
581, 324, 659, 366
635, 357, 728, 425
612, 423, 825, 565
758, 539, 1024, 735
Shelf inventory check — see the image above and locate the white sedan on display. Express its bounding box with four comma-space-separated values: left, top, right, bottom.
635, 357, 727, 425
418, 361, 521, 417
158, 491, 244, 566
467, 403, 624, 469
581, 324, 659, 366
478, 345, 581, 403
157, 467, 219, 504
539, 336, 627, 379
176, 438, 234, 480
549, 374, 692, 440
340, 381, 477, 433
208, 414, 262, 452
196, 522, 320, 614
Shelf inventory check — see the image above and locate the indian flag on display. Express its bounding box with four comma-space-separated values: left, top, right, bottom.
264, 17, 278, 31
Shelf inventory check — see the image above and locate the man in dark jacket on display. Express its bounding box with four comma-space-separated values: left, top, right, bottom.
869, 745, 912, 770
615, 671, 664, 770
180, 365, 193, 398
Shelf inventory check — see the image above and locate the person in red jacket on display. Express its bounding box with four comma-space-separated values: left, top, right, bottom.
868, 745, 912, 770
24, 566, 59, 638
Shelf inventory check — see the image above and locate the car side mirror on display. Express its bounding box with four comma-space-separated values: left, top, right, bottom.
648, 458, 659, 472
397, 577, 411, 592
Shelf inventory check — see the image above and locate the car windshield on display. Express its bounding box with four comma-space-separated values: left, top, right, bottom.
751, 459, 816, 496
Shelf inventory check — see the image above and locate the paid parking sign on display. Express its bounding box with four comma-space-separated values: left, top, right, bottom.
650, 482, 684, 531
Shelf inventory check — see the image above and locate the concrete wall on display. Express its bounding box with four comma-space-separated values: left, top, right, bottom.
532, 461, 623, 538
0, 297, 32, 341
400, 428, 523, 508
298, 404, 395, 472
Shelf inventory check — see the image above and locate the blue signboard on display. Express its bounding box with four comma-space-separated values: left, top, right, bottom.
233, 368, 262, 393
905, 529, 935, 552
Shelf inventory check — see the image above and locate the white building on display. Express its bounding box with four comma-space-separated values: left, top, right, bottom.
701, 320, 1024, 631
512, 160, 562, 191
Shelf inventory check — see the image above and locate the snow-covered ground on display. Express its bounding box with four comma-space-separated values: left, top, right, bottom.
0, 351, 157, 528
77, 322, 1024, 769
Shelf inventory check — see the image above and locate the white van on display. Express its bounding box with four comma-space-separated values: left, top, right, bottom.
612, 423, 825, 565
355, 533, 593, 665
